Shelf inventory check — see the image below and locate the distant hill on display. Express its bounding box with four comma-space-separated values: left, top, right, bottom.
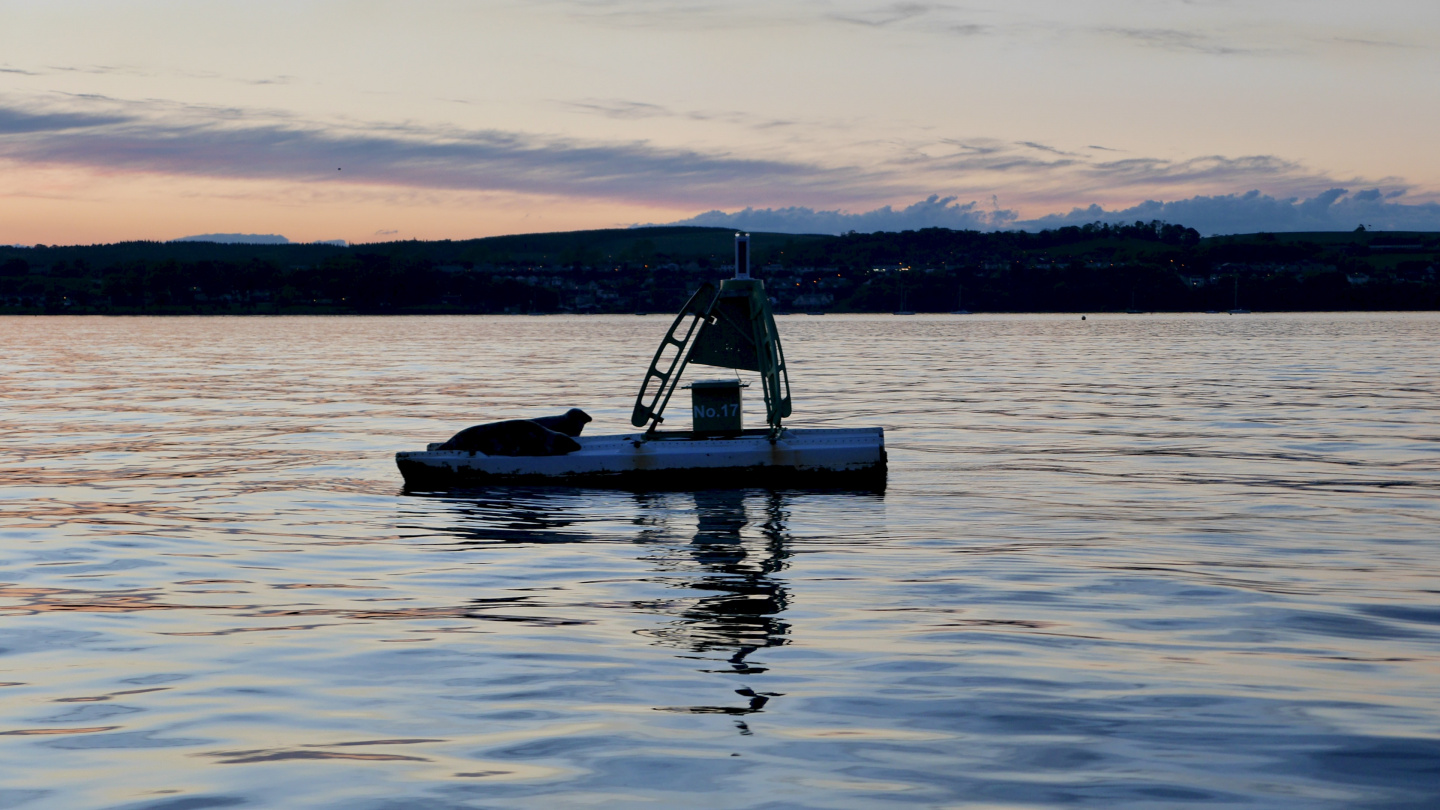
334, 226, 829, 266
1, 223, 1435, 314
173, 233, 293, 245
2, 226, 819, 268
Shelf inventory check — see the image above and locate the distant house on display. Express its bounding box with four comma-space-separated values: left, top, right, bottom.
1346, 273, 1371, 285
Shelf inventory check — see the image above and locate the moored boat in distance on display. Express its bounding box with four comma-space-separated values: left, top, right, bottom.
1125, 289, 1143, 313
1228, 274, 1250, 313
893, 286, 914, 315
950, 283, 970, 314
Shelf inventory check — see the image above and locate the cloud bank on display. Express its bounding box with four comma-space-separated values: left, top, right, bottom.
173, 233, 291, 244
0, 96, 881, 209
657, 189, 1440, 236
1020, 189, 1440, 235
659, 195, 1017, 234
171, 233, 347, 246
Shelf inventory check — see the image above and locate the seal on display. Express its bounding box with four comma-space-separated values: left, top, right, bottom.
437, 420, 582, 456
530, 408, 592, 437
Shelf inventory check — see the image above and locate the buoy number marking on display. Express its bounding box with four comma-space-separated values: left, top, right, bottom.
694, 404, 740, 419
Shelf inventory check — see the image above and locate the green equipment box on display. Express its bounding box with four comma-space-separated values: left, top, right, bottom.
690, 379, 744, 436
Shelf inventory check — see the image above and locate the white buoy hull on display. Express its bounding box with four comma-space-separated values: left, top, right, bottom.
396, 427, 885, 490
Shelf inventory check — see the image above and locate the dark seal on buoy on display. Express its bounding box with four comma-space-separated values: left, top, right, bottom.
437, 420, 581, 456
530, 408, 592, 437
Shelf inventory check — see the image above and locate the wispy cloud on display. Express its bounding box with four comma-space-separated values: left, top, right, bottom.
892, 138, 1392, 204
1081, 154, 1326, 189
947, 23, 989, 36
563, 99, 673, 120
9, 62, 298, 86
828, 2, 952, 28
562, 97, 797, 130
558, 0, 756, 30
920, 139, 1079, 173
1100, 27, 1276, 56
0, 107, 130, 134
544, 0, 1430, 69
0, 96, 888, 208
553, 1, 998, 39
549, 1, 1319, 57
1330, 36, 1410, 49
1015, 140, 1076, 157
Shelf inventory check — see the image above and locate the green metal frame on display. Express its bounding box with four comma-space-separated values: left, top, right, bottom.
631, 278, 791, 434
631, 283, 716, 432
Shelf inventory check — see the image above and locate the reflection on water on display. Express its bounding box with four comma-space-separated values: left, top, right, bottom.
421, 487, 805, 725
648, 490, 791, 724
647, 491, 790, 656
0, 313, 1438, 808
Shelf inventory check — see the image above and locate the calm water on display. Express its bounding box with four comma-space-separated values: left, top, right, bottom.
1, 312, 1438, 809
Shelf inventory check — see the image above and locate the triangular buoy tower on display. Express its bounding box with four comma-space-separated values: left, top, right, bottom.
632, 233, 792, 436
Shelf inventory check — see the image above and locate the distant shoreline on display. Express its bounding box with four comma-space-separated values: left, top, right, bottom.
5, 308, 1437, 317
4, 224, 1436, 314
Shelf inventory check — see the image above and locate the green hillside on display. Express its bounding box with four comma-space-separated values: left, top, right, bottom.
2, 223, 1436, 314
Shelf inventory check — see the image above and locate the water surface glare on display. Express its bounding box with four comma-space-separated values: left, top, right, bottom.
1, 313, 1438, 809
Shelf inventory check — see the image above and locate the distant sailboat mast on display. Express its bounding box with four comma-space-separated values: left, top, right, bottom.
951, 283, 970, 314
893, 272, 915, 315
1229, 273, 1250, 314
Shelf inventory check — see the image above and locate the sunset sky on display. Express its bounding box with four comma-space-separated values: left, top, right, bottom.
3, 0, 1438, 243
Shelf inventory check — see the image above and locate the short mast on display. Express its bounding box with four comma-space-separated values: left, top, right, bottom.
734, 232, 751, 279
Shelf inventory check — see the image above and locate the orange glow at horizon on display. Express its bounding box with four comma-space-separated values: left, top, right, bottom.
0, 163, 703, 246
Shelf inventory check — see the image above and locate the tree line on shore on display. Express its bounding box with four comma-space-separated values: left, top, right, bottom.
2, 222, 1435, 314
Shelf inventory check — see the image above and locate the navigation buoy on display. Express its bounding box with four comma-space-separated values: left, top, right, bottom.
394, 233, 886, 489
